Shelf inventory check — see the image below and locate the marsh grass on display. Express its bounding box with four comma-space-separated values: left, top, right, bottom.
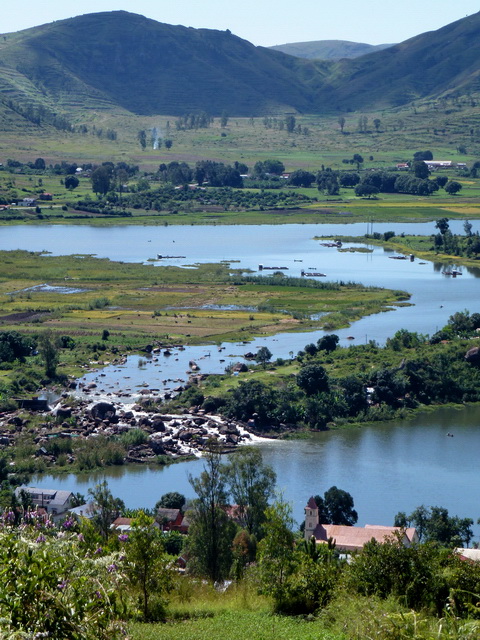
0, 250, 406, 349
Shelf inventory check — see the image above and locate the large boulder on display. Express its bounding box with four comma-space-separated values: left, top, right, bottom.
54, 405, 72, 420
232, 362, 248, 373
465, 346, 480, 366
90, 402, 116, 421
151, 418, 165, 432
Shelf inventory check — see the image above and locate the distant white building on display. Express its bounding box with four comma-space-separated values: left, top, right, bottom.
424, 160, 453, 170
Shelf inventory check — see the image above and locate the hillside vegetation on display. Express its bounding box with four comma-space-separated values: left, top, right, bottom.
0, 11, 322, 118
1, 9, 480, 124
269, 39, 393, 60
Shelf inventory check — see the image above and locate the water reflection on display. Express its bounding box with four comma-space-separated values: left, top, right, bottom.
33, 404, 480, 544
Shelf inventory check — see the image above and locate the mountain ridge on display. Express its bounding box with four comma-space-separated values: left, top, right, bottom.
1, 10, 480, 120
269, 40, 394, 61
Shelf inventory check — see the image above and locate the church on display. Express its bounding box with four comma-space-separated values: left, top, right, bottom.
304, 496, 418, 553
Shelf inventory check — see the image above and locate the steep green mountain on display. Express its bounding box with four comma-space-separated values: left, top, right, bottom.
316, 12, 480, 109
269, 40, 393, 61
0, 10, 480, 123
0, 11, 327, 118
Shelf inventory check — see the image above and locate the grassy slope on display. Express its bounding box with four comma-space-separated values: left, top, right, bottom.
269, 40, 393, 60
2, 10, 480, 120
0, 12, 322, 118
319, 11, 480, 109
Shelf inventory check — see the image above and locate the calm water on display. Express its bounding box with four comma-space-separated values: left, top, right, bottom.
7, 221, 479, 537
34, 404, 480, 541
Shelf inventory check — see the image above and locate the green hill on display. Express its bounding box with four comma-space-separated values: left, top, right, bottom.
0, 9, 480, 124
316, 12, 480, 109
269, 40, 393, 61
0, 11, 326, 118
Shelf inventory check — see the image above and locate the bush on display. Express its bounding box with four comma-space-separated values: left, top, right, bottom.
119, 428, 149, 448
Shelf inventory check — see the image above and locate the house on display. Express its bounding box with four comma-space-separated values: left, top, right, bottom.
304, 496, 417, 552
424, 160, 453, 170
455, 548, 480, 562
156, 508, 189, 533
68, 503, 93, 521
15, 486, 75, 522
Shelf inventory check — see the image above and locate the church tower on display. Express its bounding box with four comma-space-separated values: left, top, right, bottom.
304, 496, 319, 540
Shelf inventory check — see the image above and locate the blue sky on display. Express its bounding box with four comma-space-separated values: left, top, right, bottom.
3, 1, 479, 47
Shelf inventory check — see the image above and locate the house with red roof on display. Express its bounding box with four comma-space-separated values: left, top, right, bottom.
304, 496, 418, 552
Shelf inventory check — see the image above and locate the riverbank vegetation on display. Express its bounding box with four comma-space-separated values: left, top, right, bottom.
323, 217, 480, 267
0, 249, 407, 390
167, 311, 480, 432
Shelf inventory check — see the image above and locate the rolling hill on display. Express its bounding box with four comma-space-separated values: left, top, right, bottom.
269, 40, 393, 61
0, 11, 327, 118
0, 10, 480, 122
314, 12, 480, 109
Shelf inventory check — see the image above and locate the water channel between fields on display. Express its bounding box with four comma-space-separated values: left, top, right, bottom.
4, 221, 478, 537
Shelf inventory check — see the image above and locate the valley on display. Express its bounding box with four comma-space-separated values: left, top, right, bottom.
1, 9, 480, 639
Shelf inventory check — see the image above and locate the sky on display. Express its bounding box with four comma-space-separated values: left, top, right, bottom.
3, 1, 480, 47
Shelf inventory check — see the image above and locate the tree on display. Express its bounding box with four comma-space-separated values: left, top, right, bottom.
285, 115, 296, 133
91, 165, 112, 195
435, 217, 450, 235
222, 446, 276, 537
317, 334, 339, 353
33, 157, 46, 170
296, 364, 329, 396
464, 220, 473, 236
352, 154, 364, 170
288, 170, 315, 187
220, 111, 229, 128
88, 480, 125, 539
339, 172, 360, 188
317, 169, 339, 195
394, 504, 473, 546
0, 331, 34, 363
187, 443, 235, 581
373, 118, 381, 132
445, 180, 462, 195
355, 183, 379, 198
255, 346, 272, 368
155, 492, 186, 510
137, 130, 147, 150
413, 150, 433, 161
254, 159, 285, 177
413, 161, 429, 179
231, 529, 256, 579
322, 486, 358, 525
257, 496, 296, 611
164, 139, 173, 149
123, 511, 171, 621
434, 175, 448, 188
64, 175, 79, 190
37, 330, 59, 378
338, 116, 346, 133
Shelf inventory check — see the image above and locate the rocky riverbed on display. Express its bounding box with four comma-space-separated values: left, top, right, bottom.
0, 396, 258, 470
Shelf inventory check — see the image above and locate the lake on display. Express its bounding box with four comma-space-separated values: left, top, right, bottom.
7, 221, 478, 539
34, 404, 480, 538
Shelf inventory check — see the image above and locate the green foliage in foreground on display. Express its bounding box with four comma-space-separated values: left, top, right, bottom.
2, 490, 480, 640
130, 610, 341, 640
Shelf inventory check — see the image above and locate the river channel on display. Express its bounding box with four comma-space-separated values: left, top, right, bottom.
4, 221, 478, 537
